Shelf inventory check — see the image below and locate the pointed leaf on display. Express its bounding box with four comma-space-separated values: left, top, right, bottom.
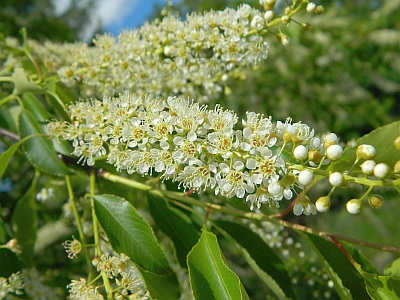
11, 177, 38, 266
303, 232, 370, 299
214, 220, 295, 299
93, 194, 180, 300
18, 109, 70, 176
187, 229, 250, 300
147, 191, 200, 268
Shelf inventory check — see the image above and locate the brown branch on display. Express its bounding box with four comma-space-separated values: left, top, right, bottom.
0, 128, 19, 141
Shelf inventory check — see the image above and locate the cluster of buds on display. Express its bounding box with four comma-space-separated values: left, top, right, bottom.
47, 93, 399, 216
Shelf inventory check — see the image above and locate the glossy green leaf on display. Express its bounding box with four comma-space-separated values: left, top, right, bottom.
213, 220, 295, 299
358, 266, 400, 300
303, 232, 370, 300
384, 257, 400, 278
187, 229, 250, 300
11, 177, 38, 266
334, 121, 400, 172
93, 194, 180, 300
147, 191, 200, 268
18, 109, 70, 176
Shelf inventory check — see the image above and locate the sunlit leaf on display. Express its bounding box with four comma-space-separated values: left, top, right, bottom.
384, 257, 400, 279
187, 229, 250, 300
93, 194, 180, 300
358, 266, 400, 300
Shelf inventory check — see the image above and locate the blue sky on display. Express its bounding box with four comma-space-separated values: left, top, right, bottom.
55, 0, 175, 41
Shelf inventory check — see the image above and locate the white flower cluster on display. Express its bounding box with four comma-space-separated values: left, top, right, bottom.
93, 253, 149, 299
47, 93, 323, 211
53, 4, 271, 102
0, 271, 24, 298
0, 1, 314, 102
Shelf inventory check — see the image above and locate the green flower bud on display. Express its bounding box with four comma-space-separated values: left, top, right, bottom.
368, 194, 384, 209
280, 173, 296, 186
308, 150, 323, 163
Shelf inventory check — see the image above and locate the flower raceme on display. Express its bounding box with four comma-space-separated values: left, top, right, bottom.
1, 1, 320, 103
46, 93, 390, 216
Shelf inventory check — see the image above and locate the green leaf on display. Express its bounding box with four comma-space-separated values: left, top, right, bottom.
303, 232, 370, 300
358, 267, 400, 300
384, 257, 400, 279
18, 109, 70, 176
0, 139, 24, 179
93, 194, 180, 300
334, 121, 400, 172
21, 93, 52, 123
187, 229, 250, 300
147, 191, 201, 268
213, 220, 295, 299
0, 249, 22, 278
12, 68, 44, 94
11, 177, 38, 266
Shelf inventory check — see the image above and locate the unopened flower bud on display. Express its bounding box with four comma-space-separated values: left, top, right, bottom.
346, 199, 362, 214
308, 150, 323, 163
356, 144, 376, 160
293, 145, 308, 161
360, 160, 376, 175
326, 144, 343, 161
298, 170, 314, 186
281, 15, 290, 24
373, 163, 390, 179
329, 172, 346, 187
306, 3, 316, 13
368, 194, 384, 209
394, 136, 400, 150
315, 196, 330, 212
264, 10, 275, 22
280, 173, 296, 186
315, 5, 324, 14
324, 133, 338, 149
